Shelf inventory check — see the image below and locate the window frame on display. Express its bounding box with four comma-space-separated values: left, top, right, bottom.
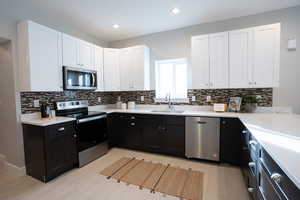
154, 58, 189, 103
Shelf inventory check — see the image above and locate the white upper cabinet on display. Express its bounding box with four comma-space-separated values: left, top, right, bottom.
191, 23, 280, 89
77, 40, 95, 70
191, 35, 210, 89
103, 48, 120, 91
18, 21, 63, 91
94, 45, 104, 91
229, 28, 253, 88
131, 46, 150, 91
209, 32, 229, 89
119, 48, 132, 91
119, 45, 150, 91
62, 34, 95, 69
252, 23, 280, 88
62, 34, 78, 68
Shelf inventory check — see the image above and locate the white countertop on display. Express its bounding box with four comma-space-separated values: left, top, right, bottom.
21, 105, 300, 189
21, 113, 75, 126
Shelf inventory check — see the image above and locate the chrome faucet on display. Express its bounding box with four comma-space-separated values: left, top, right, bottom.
165, 93, 175, 111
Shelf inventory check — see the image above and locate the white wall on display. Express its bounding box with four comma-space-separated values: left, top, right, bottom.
0, 3, 107, 167
110, 6, 300, 113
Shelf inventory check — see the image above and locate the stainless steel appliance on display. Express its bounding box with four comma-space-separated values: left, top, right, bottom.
63, 66, 97, 90
55, 100, 108, 167
185, 117, 220, 161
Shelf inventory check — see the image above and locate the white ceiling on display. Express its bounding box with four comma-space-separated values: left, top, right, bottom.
3, 0, 300, 42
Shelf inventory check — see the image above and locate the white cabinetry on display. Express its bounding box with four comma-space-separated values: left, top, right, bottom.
18, 21, 63, 91
191, 35, 210, 89
62, 34, 95, 69
252, 23, 280, 88
119, 45, 150, 91
229, 28, 253, 88
94, 46, 104, 91
191, 23, 280, 89
191, 33, 228, 89
103, 48, 120, 91
209, 32, 229, 88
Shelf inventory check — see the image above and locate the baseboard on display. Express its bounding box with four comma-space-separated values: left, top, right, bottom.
0, 153, 26, 177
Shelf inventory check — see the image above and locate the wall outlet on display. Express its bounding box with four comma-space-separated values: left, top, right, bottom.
192, 96, 196, 101
206, 96, 211, 102
33, 100, 40, 108
98, 97, 102, 103
140, 96, 144, 102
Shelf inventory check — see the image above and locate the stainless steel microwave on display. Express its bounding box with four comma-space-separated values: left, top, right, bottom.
63, 66, 97, 90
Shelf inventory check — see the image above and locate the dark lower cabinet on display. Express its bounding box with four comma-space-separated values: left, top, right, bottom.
108, 113, 185, 157
23, 121, 77, 182
220, 118, 243, 165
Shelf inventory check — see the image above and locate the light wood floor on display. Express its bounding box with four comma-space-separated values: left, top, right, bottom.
0, 148, 250, 200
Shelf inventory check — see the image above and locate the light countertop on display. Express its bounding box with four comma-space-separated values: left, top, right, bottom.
21, 113, 75, 126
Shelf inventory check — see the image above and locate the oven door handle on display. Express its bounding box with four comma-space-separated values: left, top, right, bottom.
77, 114, 107, 124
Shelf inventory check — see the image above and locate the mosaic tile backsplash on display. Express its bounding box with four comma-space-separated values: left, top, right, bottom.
20, 88, 272, 114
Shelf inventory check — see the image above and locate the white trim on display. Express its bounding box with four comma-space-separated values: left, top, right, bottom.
0, 153, 26, 177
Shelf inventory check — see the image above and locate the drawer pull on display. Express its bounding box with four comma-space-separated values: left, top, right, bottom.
131, 123, 135, 126
248, 188, 255, 193
248, 162, 256, 168
131, 116, 135, 119
271, 173, 283, 184
58, 127, 65, 131
249, 140, 257, 146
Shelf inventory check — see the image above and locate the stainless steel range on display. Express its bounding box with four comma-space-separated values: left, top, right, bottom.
55, 100, 108, 167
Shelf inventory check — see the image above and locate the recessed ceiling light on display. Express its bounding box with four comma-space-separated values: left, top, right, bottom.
113, 24, 119, 29
171, 8, 181, 15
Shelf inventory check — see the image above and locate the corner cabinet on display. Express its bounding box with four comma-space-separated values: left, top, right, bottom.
119, 45, 150, 91
103, 48, 121, 91
18, 21, 63, 91
191, 23, 280, 89
22, 121, 77, 182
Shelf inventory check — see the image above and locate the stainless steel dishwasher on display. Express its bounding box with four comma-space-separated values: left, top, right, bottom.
185, 117, 220, 161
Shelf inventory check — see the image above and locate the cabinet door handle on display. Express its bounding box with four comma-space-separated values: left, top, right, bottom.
73, 134, 77, 138
58, 127, 65, 131
197, 121, 207, 124
249, 140, 257, 146
131, 116, 135, 119
248, 188, 255, 193
271, 173, 283, 184
131, 123, 135, 126
242, 130, 247, 134
248, 162, 256, 168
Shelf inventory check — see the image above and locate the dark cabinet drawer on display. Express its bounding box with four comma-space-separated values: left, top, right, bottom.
258, 162, 281, 200
261, 149, 300, 200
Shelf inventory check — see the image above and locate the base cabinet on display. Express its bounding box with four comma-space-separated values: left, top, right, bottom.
108, 113, 185, 157
23, 121, 77, 182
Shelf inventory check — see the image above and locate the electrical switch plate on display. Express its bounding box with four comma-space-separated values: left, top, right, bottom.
288, 39, 296, 50
98, 97, 102, 102
140, 96, 144, 102
33, 100, 40, 108
206, 96, 211, 102
192, 96, 196, 101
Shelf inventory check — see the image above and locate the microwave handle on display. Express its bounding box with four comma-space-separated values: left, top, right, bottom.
92, 73, 96, 87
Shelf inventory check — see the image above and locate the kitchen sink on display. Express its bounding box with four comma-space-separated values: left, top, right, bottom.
151, 110, 185, 113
